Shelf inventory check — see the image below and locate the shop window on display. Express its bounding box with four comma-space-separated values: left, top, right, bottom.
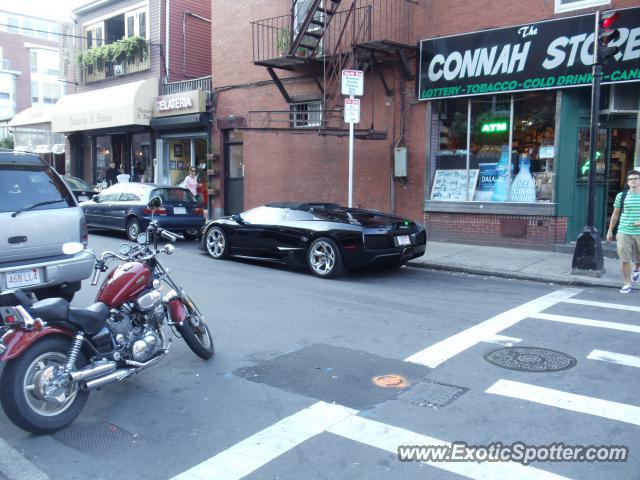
31, 82, 39, 103
554, 0, 609, 13
290, 101, 322, 128
431, 92, 556, 204
96, 136, 112, 184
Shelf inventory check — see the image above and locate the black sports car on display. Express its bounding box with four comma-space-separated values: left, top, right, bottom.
199, 202, 427, 278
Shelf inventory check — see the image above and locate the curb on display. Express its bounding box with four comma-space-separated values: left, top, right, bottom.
407, 261, 621, 289
0, 438, 49, 480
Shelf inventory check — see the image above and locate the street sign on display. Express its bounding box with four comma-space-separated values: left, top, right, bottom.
341, 70, 364, 96
344, 98, 360, 124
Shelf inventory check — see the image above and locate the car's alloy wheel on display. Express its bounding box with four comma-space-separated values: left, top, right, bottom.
205, 227, 229, 259
127, 218, 141, 242
308, 237, 343, 278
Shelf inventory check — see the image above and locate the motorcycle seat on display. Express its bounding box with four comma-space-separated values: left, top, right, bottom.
69, 303, 109, 336
30, 298, 69, 323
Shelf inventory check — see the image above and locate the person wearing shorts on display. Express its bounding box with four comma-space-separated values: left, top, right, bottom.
607, 170, 640, 293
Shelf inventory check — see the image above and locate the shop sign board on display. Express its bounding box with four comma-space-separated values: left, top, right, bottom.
417, 6, 640, 100
154, 90, 207, 117
430, 169, 479, 201
342, 70, 364, 96
344, 98, 360, 123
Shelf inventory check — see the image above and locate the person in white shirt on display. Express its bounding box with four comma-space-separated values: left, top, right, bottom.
184, 167, 198, 198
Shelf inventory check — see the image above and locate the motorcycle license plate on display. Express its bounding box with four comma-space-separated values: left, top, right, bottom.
174, 207, 187, 215
6, 268, 41, 288
395, 235, 411, 246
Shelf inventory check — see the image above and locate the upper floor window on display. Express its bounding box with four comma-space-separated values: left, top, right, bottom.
290, 101, 322, 128
7, 16, 19, 34
30, 49, 59, 76
126, 8, 148, 39
554, 0, 610, 13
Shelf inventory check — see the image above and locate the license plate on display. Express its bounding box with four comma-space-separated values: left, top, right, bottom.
78, 195, 89, 202
396, 235, 411, 246
174, 207, 187, 215
7, 268, 41, 288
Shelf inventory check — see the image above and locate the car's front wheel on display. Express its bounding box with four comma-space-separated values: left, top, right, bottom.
205, 227, 229, 259
307, 237, 344, 278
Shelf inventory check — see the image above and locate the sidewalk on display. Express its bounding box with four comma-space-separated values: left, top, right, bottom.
408, 241, 624, 289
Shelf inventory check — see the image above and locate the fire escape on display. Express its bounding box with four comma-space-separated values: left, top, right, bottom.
250, 0, 418, 138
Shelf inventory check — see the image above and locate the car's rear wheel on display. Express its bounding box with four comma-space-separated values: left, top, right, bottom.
307, 237, 344, 278
185, 228, 199, 240
126, 218, 141, 242
205, 227, 229, 259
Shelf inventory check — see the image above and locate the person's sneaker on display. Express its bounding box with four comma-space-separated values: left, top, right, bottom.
633, 271, 640, 282
620, 284, 632, 294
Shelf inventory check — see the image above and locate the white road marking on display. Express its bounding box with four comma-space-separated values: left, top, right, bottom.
170, 402, 357, 480
327, 414, 572, 480
484, 334, 522, 346
532, 313, 640, 333
564, 298, 640, 313
486, 379, 640, 426
404, 289, 581, 368
588, 349, 640, 369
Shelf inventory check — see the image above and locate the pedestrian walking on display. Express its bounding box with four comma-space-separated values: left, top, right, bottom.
606, 169, 640, 293
184, 167, 199, 200
105, 162, 120, 187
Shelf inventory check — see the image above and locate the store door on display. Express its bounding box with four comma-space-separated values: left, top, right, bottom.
224, 130, 244, 215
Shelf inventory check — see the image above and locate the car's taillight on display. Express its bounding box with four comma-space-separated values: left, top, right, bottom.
193, 207, 204, 216
143, 207, 167, 215
80, 218, 89, 246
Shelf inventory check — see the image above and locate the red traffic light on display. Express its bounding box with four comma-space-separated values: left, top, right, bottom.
601, 10, 620, 29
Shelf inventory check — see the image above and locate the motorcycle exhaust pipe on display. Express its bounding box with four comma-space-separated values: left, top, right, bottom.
81, 369, 134, 391
68, 361, 117, 383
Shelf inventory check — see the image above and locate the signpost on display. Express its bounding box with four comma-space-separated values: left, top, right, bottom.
342, 70, 363, 207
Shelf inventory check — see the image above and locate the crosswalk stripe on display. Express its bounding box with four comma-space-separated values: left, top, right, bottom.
588, 349, 640, 368
532, 312, 640, 333
484, 334, 522, 346
405, 289, 581, 368
486, 379, 640, 426
564, 298, 640, 313
327, 414, 572, 479
170, 402, 357, 480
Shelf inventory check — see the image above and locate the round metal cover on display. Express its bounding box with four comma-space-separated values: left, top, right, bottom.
372, 374, 408, 388
485, 346, 576, 372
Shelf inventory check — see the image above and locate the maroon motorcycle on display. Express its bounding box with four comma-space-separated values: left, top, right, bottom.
0, 197, 213, 434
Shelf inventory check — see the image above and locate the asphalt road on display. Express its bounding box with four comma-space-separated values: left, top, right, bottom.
0, 231, 638, 479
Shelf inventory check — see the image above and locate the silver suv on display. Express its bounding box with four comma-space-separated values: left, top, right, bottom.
0, 151, 94, 301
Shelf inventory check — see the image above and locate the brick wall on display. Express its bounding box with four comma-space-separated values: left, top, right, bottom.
166, 0, 212, 82
425, 212, 569, 249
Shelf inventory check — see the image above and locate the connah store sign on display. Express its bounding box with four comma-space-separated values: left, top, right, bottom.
417, 6, 640, 100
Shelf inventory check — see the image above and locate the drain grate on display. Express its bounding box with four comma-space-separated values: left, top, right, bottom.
485, 346, 577, 372
398, 380, 468, 409
53, 422, 138, 457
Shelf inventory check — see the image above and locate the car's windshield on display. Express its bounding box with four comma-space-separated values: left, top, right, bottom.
150, 188, 196, 203
0, 166, 74, 213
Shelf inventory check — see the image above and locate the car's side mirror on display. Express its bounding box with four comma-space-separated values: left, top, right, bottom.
92, 196, 100, 202
148, 196, 162, 209
232, 213, 244, 224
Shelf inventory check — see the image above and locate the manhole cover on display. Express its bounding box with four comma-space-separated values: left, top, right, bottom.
372, 374, 408, 388
53, 422, 138, 457
485, 346, 576, 372
398, 379, 468, 409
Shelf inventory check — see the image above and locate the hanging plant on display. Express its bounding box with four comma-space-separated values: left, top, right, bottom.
76, 36, 148, 68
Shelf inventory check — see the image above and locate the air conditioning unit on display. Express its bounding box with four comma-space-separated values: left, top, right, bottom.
113, 63, 124, 76
601, 83, 639, 114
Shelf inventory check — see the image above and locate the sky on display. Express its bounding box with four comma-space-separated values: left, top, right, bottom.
0, 0, 90, 22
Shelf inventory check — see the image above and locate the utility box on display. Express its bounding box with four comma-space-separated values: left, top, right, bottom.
394, 147, 407, 177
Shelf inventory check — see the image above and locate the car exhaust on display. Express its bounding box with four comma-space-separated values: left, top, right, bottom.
68, 361, 117, 383
81, 369, 135, 391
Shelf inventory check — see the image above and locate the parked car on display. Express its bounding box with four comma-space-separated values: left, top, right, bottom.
0, 151, 94, 301
80, 182, 205, 241
200, 202, 427, 278
63, 175, 99, 202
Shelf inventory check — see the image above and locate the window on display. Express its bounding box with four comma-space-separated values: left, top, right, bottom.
139, 12, 146, 39
22, 19, 33, 37
30, 51, 38, 73
290, 101, 322, 128
554, 0, 609, 13
36, 22, 48, 39
43, 83, 60, 104
432, 92, 556, 204
31, 82, 39, 103
7, 17, 19, 34
240, 206, 285, 225
125, 8, 148, 38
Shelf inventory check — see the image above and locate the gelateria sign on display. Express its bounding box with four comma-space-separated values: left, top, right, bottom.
417, 6, 640, 100
153, 90, 207, 118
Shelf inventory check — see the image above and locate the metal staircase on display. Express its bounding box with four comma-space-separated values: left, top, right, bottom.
290, 0, 343, 57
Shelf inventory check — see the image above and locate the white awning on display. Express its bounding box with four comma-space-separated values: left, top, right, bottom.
8, 106, 54, 127
52, 78, 158, 133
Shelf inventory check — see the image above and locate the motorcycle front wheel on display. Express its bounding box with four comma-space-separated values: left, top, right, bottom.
0, 336, 88, 434
177, 296, 214, 359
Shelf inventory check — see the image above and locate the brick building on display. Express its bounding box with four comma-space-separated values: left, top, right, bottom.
211, 0, 640, 248
53, 0, 213, 192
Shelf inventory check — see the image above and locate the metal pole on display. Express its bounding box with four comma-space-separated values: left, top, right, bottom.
348, 94, 354, 208
586, 63, 602, 227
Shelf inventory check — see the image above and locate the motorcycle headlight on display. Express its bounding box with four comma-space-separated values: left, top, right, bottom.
163, 244, 175, 255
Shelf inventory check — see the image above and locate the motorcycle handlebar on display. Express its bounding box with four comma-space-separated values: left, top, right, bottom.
159, 228, 183, 243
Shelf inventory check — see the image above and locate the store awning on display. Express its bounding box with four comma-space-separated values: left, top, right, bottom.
8, 106, 54, 127
52, 78, 158, 133
150, 112, 210, 131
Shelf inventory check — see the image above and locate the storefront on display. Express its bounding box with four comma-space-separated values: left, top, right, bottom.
150, 89, 212, 207
418, 7, 640, 247
51, 78, 157, 185
9, 105, 66, 173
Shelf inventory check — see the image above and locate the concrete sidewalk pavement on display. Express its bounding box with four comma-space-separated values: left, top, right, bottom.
408, 241, 626, 289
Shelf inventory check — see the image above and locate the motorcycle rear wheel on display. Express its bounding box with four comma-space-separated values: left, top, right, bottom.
177, 296, 214, 360
0, 336, 88, 434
